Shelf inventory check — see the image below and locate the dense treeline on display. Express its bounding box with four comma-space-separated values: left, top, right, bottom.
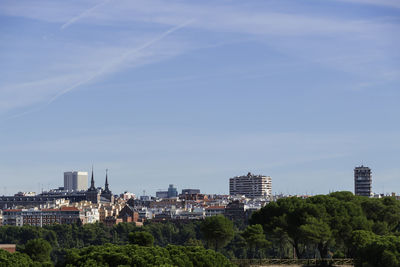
250, 191, 400, 266
1, 191, 400, 266
0, 220, 204, 249
65, 244, 234, 267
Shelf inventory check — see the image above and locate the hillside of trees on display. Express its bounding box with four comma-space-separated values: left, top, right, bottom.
1, 191, 400, 266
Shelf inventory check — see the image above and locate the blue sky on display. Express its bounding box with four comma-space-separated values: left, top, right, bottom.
0, 0, 399, 196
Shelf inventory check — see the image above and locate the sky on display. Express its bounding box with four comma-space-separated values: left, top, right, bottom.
0, 0, 399, 197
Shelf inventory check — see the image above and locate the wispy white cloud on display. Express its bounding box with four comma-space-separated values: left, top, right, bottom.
334, 0, 400, 9
48, 19, 193, 104
1, 0, 396, 36
61, 0, 111, 30
0, 19, 193, 120
0, 0, 398, 117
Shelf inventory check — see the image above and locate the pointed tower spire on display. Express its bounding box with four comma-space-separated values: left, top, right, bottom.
89, 165, 96, 190
105, 169, 109, 191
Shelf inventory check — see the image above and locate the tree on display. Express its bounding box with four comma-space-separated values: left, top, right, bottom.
128, 231, 154, 246
250, 196, 312, 258
298, 217, 332, 258
351, 230, 400, 267
64, 243, 235, 267
0, 250, 33, 267
24, 238, 52, 262
241, 224, 270, 258
200, 215, 234, 251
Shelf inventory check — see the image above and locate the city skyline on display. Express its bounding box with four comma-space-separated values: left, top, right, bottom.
1, 0, 399, 196
0, 166, 390, 198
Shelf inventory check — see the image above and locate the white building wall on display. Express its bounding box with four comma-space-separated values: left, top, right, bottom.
76, 172, 88, 191
64, 171, 88, 191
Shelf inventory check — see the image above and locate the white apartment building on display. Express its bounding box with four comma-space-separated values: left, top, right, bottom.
64, 171, 88, 191
229, 172, 272, 198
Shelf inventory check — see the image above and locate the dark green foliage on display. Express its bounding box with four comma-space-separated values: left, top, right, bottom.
241, 224, 270, 258
2, 191, 400, 267
351, 230, 400, 267
64, 243, 234, 267
200, 215, 234, 251
128, 231, 154, 246
24, 238, 52, 263
250, 192, 400, 263
0, 249, 33, 267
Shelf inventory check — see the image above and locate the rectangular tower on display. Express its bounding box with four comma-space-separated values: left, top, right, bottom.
229, 172, 272, 198
64, 171, 88, 191
354, 166, 372, 197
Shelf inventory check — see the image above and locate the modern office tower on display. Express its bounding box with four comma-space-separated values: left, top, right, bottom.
229, 172, 272, 198
354, 165, 372, 197
167, 184, 178, 198
64, 171, 88, 191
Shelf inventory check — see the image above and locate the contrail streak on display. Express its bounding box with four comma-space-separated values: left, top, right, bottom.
48, 19, 194, 105
61, 0, 111, 30
1, 19, 194, 122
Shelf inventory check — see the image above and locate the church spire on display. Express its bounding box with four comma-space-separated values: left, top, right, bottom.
105, 169, 109, 191
89, 165, 96, 190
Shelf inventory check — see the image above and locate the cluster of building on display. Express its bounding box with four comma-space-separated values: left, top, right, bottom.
0, 165, 391, 228
0, 171, 273, 227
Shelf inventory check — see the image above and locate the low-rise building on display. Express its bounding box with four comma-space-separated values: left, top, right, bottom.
0, 244, 16, 253
2, 207, 84, 227
205, 206, 226, 217
225, 200, 247, 221
181, 189, 200, 195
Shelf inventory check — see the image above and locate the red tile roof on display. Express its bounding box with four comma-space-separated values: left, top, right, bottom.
3, 209, 22, 212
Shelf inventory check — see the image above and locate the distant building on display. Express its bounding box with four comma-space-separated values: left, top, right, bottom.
117, 205, 139, 223
179, 193, 207, 201
0, 168, 112, 209
156, 191, 168, 199
2, 207, 83, 226
225, 200, 247, 221
229, 172, 272, 198
167, 184, 178, 198
156, 184, 178, 199
86, 169, 100, 204
14, 192, 36, 197
64, 171, 88, 191
354, 166, 372, 197
121, 192, 135, 200
140, 195, 150, 201
205, 206, 226, 217
100, 169, 113, 202
181, 189, 200, 195
0, 244, 16, 253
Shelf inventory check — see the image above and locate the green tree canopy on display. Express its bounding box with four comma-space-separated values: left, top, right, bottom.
241, 224, 270, 258
200, 215, 234, 251
24, 238, 52, 263
128, 231, 154, 247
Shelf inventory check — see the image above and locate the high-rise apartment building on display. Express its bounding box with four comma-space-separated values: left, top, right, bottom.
354, 166, 372, 197
229, 172, 272, 198
64, 171, 88, 191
